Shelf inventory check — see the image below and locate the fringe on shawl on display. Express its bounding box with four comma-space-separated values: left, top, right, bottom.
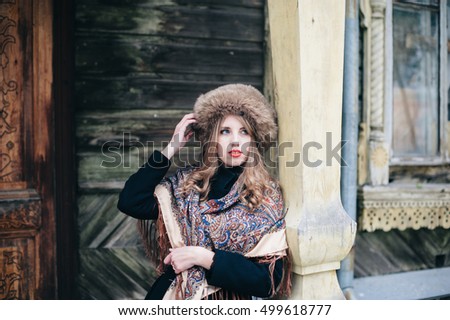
277, 249, 293, 298
174, 274, 184, 300
256, 249, 292, 299
204, 289, 248, 300
137, 201, 171, 275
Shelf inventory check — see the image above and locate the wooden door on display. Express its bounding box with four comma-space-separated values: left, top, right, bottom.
0, 0, 56, 299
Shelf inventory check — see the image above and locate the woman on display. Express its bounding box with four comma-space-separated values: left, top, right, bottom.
118, 84, 290, 300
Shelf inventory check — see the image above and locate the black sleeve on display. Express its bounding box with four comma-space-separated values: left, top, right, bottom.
205, 250, 283, 298
117, 150, 171, 220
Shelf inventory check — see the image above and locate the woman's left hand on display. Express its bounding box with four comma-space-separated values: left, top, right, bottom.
163, 246, 214, 274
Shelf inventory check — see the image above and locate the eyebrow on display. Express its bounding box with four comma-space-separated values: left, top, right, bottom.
220, 126, 246, 130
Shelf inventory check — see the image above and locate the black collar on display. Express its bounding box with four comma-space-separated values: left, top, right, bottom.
207, 164, 244, 199
217, 163, 244, 177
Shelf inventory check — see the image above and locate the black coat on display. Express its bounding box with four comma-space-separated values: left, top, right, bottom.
117, 150, 283, 299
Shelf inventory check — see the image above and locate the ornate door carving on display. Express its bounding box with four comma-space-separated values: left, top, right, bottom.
0, 0, 55, 299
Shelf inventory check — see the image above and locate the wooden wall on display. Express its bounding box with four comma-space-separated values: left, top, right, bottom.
355, 227, 450, 277
74, 0, 265, 299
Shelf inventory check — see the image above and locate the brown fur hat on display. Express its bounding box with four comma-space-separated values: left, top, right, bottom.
192, 84, 278, 151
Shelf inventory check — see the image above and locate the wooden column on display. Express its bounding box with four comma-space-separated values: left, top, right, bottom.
267, 0, 356, 299
367, 0, 389, 186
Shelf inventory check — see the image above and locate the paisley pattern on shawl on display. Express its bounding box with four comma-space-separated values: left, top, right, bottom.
157, 166, 286, 300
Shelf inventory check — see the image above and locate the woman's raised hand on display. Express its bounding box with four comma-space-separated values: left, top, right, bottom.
161, 113, 197, 160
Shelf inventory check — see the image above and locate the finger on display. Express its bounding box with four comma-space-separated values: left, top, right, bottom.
184, 126, 196, 136
180, 119, 197, 131
183, 119, 197, 128
183, 113, 195, 118
163, 253, 172, 265
178, 114, 196, 125
175, 119, 197, 136
177, 121, 197, 140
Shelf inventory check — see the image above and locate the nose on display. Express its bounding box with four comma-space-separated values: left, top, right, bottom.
232, 131, 241, 143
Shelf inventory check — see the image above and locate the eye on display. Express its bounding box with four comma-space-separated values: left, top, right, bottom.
220, 129, 230, 135
240, 129, 249, 135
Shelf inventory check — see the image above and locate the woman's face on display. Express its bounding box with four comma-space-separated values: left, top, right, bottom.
216, 115, 252, 167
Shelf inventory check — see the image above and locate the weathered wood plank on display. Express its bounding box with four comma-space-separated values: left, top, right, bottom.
76, 0, 264, 9
77, 147, 200, 186
77, 149, 150, 183
354, 229, 442, 278
77, 193, 144, 248
354, 232, 401, 277
76, 109, 194, 147
394, 228, 450, 268
76, 2, 263, 41
75, 35, 263, 76
75, 76, 262, 110
78, 248, 155, 299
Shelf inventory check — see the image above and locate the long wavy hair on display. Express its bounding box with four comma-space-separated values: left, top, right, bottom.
180, 115, 279, 210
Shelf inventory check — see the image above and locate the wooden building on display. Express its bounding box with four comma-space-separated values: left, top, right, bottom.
0, 0, 448, 300
351, 0, 450, 300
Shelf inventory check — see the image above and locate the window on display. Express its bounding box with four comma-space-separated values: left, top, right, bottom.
389, 0, 448, 164
357, 0, 450, 232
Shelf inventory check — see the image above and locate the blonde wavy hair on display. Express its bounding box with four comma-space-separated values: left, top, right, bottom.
181, 115, 278, 210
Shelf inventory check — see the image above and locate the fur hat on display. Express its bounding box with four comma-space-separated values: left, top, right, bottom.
192, 84, 278, 151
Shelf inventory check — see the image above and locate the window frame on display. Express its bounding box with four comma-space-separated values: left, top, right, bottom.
386, 0, 448, 166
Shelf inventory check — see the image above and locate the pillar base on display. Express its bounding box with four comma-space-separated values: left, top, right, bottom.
290, 270, 346, 300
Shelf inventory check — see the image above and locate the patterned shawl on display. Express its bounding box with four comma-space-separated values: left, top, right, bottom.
140, 166, 289, 300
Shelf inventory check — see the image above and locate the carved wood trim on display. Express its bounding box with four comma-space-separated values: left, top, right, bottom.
0, 247, 23, 299
358, 184, 450, 231
0, 1, 23, 184
367, 0, 389, 186
0, 236, 35, 300
0, 201, 41, 231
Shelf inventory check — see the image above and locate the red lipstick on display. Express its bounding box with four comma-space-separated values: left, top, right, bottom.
229, 149, 242, 158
